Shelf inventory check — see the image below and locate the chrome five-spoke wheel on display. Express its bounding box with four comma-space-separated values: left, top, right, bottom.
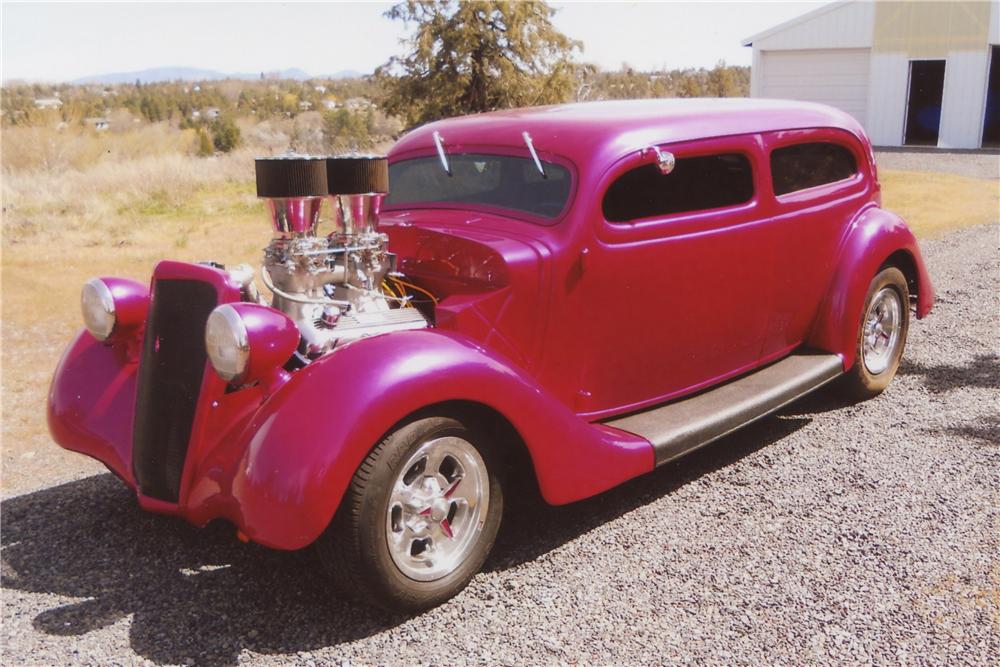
862, 286, 902, 375
387, 436, 489, 581
841, 266, 910, 400
317, 416, 503, 612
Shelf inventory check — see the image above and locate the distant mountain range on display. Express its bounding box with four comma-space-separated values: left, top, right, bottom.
72, 66, 366, 84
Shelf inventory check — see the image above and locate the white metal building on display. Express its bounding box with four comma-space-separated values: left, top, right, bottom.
743, 1, 1000, 148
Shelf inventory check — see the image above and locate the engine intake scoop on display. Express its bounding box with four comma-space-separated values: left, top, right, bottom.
327, 156, 389, 237
326, 156, 389, 195
255, 156, 328, 235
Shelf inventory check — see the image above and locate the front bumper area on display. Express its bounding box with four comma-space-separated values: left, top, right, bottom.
48, 261, 333, 551
49, 328, 285, 543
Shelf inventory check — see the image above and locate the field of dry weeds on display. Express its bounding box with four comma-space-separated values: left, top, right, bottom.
1, 125, 265, 490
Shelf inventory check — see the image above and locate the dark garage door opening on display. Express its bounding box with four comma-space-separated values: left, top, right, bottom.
983, 46, 1000, 148
904, 60, 946, 146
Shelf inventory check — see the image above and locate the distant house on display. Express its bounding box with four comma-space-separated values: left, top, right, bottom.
299, 100, 313, 111
344, 97, 372, 110
322, 99, 339, 111
314, 85, 327, 94
204, 107, 221, 119
190, 110, 201, 120
84, 118, 110, 131
744, 0, 1000, 148
34, 98, 63, 110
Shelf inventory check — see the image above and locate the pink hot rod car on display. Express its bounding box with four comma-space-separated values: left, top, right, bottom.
50, 99, 933, 611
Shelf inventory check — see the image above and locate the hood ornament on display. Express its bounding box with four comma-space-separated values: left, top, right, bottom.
647, 145, 675, 175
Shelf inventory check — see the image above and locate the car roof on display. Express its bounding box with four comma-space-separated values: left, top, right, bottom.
389, 98, 868, 168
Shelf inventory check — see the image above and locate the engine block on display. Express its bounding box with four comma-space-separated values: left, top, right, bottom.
254, 155, 427, 358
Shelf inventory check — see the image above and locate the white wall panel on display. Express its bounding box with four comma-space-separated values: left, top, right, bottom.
752, 1, 874, 51
990, 0, 999, 44
867, 53, 909, 146
750, 48, 763, 98
939, 50, 991, 148
759, 49, 870, 126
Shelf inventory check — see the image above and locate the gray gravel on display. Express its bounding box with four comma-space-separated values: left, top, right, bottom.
3, 224, 998, 666
875, 149, 999, 180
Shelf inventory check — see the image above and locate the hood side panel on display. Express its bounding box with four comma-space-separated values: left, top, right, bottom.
384, 216, 550, 374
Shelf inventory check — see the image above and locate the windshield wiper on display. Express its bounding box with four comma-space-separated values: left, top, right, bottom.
433, 131, 451, 176
522, 131, 546, 179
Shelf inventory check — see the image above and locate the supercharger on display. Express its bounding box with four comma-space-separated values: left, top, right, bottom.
248, 155, 427, 360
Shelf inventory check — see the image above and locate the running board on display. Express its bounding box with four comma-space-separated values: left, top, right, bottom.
605, 353, 843, 466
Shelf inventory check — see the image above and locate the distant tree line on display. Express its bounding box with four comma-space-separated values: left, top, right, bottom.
0, 77, 382, 127
1, 1, 750, 150
577, 62, 749, 101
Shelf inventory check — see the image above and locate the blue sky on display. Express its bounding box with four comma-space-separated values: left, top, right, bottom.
1, 1, 824, 82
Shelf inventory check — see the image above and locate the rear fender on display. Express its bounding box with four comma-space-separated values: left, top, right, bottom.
806, 207, 934, 369
230, 330, 653, 550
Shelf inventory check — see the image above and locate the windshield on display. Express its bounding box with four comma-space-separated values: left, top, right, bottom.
385, 154, 572, 220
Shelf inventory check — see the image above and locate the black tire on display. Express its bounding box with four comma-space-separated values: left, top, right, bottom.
840, 266, 910, 400
316, 415, 503, 612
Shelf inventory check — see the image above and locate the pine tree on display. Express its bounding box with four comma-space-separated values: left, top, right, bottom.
376, 0, 583, 127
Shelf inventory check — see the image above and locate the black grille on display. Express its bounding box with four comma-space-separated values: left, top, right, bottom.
132, 279, 218, 502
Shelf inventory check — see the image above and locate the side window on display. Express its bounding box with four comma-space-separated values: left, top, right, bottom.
770, 142, 858, 196
602, 153, 754, 223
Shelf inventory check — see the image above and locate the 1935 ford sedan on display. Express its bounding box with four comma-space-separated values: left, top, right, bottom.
49, 99, 934, 611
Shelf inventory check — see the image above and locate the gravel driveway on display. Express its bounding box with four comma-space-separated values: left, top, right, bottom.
3, 224, 998, 666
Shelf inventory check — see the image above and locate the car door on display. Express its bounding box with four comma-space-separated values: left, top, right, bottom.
569, 134, 776, 418
759, 129, 873, 359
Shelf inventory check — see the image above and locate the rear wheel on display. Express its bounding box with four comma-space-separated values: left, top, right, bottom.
316, 416, 503, 612
841, 266, 910, 400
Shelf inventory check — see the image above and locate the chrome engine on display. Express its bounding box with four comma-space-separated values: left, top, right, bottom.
253, 155, 427, 359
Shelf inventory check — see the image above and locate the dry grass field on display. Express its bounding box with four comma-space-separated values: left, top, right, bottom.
1, 127, 997, 493
879, 169, 999, 238
2, 126, 265, 491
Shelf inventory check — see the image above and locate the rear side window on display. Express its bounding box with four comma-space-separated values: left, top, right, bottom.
770, 142, 858, 196
603, 153, 754, 223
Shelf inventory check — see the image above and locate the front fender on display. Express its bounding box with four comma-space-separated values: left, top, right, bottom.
48, 329, 139, 487
807, 207, 934, 369
230, 330, 654, 549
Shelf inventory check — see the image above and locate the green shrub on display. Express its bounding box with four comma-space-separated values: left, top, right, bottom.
211, 117, 241, 153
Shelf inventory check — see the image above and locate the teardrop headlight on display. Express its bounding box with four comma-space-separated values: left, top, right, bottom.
81, 279, 117, 341
205, 305, 251, 383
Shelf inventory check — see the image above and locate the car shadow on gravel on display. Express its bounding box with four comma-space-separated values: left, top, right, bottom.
944, 416, 1000, 447
486, 409, 819, 574
1, 389, 841, 666
1, 475, 411, 666
899, 353, 1000, 394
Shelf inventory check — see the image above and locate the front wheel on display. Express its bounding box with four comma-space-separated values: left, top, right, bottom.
316, 416, 503, 612
840, 266, 910, 400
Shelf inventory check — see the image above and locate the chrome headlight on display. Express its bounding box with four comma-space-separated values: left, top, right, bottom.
205, 305, 250, 383
81, 279, 116, 341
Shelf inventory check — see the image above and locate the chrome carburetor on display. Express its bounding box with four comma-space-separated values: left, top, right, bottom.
254, 155, 427, 358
